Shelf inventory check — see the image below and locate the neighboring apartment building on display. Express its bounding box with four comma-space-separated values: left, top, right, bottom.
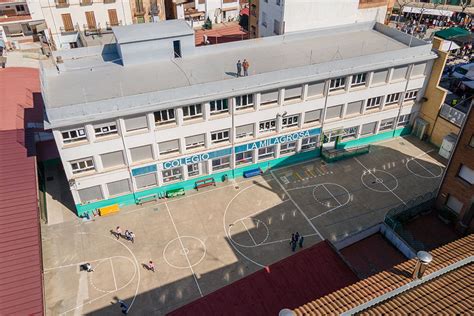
257, 0, 391, 37
0, 0, 44, 41
436, 106, 474, 233
39, 0, 132, 49
129, 0, 165, 23
41, 20, 435, 216
165, 0, 240, 27
248, 0, 258, 38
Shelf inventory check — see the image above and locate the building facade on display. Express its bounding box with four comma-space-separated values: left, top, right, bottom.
436, 106, 474, 233
0, 0, 44, 43
165, 0, 240, 27
129, 0, 165, 24
39, 0, 132, 49
41, 20, 436, 216
257, 0, 390, 37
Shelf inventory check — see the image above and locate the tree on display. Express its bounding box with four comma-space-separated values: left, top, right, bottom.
459, 0, 472, 14
395, 0, 414, 25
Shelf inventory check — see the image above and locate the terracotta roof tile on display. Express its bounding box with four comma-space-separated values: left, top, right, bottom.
294, 235, 474, 315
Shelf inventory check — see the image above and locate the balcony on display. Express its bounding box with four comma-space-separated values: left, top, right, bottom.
60, 23, 79, 34
0, 13, 31, 23
106, 20, 122, 30
55, 0, 69, 8
79, 0, 92, 6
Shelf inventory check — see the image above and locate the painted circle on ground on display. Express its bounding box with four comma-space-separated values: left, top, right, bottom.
228, 218, 270, 248
406, 157, 443, 179
312, 183, 351, 210
163, 236, 206, 269
89, 256, 137, 294
361, 169, 398, 192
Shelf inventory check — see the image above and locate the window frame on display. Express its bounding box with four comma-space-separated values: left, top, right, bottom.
182, 104, 202, 120
212, 156, 231, 171
404, 90, 418, 101
280, 141, 297, 155
70, 157, 95, 174
154, 109, 176, 125
235, 94, 254, 110
397, 114, 411, 127
379, 118, 395, 131
281, 115, 299, 129
259, 119, 276, 133
329, 77, 346, 92
386, 93, 401, 105
185, 135, 205, 150
342, 126, 359, 140
457, 164, 474, 185
94, 122, 118, 137
210, 99, 229, 114
351, 73, 367, 87
158, 139, 180, 155
366, 96, 382, 110
162, 167, 183, 183
301, 136, 318, 151
211, 129, 230, 144
258, 146, 275, 160
235, 150, 253, 165
187, 163, 201, 177
62, 127, 87, 143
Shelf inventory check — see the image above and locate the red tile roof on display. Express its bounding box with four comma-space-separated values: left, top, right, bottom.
0, 68, 44, 315
169, 241, 358, 315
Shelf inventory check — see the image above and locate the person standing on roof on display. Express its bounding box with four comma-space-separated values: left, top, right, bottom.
242, 59, 250, 76
236, 60, 242, 77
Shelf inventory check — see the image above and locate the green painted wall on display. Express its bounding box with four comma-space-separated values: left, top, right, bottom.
336, 126, 412, 149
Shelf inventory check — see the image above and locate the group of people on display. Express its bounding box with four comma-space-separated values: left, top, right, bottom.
236, 59, 250, 77
289, 232, 304, 252
114, 226, 135, 243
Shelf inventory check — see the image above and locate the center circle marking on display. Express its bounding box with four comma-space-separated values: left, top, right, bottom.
163, 236, 206, 269
361, 169, 398, 192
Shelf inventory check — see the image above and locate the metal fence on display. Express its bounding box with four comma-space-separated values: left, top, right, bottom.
321, 144, 370, 163
439, 103, 466, 127
384, 190, 437, 251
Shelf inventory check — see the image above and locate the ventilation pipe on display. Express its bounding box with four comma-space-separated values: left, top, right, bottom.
412, 250, 433, 280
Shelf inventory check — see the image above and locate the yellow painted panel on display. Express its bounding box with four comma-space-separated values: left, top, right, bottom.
99, 204, 119, 216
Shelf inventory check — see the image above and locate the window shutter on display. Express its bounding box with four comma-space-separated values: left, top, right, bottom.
372, 69, 388, 84
307, 81, 325, 97
130, 145, 153, 162
325, 105, 343, 120
361, 122, 377, 135
446, 195, 463, 213
285, 86, 302, 99
107, 179, 131, 196
392, 66, 408, 81
346, 100, 363, 115
236, 124, 254, 134
135, 173, 157, 189
158, 139, 179, 153
101, 151, 125, 169
185, 134, 205, 146
260, 90, 279, 103
411, 63, 426, 77
124, 116, 148, 131
78, 186, 103, 203
61, 14, 74, 32
459, 165, 474, 184
304, 109, 322, 123
108, 9, 119, 27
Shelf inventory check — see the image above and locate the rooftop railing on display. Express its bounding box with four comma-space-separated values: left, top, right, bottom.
439, 103, 466, 127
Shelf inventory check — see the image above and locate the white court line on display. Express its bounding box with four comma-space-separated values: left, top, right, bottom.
322, 184, 342, 206
411, 157, 437, 177
44, 257, 116, 271
270, 170, 324, 240
164, 203, 203, 297
241, 220, 258, 246
109, 258, 118, 292
251, 233, 320, 247
354, 158, 407, 206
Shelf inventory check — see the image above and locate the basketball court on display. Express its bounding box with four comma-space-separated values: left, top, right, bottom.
42, 136, 446, 315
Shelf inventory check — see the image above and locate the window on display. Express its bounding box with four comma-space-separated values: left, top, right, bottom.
162, 167, 182, 183
235, 94, 254, 110
379, 118, 395, 131
307, 81, 325, 98
135, 173, 157, 189
470, 135, 474, 148
259, 119, 276, 132
185, 134, 205, 150
130, 145, 153, 163
385, 93, 401, 105
262, 12, 267, 27
94, 122, 117, 137
236, 151, 253, 165
361, 122, 377, 136
212, 156, 231, 171
158, 139, 180, 155
260, 90, 279, 106
258, 146, 275, 160
351, 73, 366, 87
301, 136, 318, 151
78, 186, 103, 204
346, 100, 363, 116
329, 77, 346, 92
284, 86, 302, 102
187, 163, 200, 177
107, 179, 131, 196
458, 165, 474, 185
124, 116, 148, 132
304, 109, 322, 124
366, 96, 382, 109
372, 69, 388, 85
273, 19, 281, 35
280, 142, 296, 155
210, 99, 229, 114
173, 40, 181, 58
397, 114, 411, 127
62, 128, 86, 143
446, 194, 463, 214
182, 104, 202, 120
211, 130, 230, 143
411, 63, 426, 77
154, 109, 175, 125
282, 115, 299, 128
236, 124, 254, 139
391, 66, 408, 81
404, 90, 418, 101
71, 158, 95, 174
101, 151, 125, 169
342, 126, 358, 140
16, 4, 26, 11
276, 0, 280, 5
325, 104, 343, 120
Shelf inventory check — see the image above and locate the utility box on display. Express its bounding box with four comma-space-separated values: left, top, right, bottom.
439, 133, 457, 159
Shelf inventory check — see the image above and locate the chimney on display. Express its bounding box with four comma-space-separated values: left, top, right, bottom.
412, 251, 433, 280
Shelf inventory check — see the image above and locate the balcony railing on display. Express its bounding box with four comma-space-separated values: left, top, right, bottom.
103, 0, 115, 3
80, 0, 93, 6
439, 103, 466, 127
55, 0, 69, 8
59, 24, 79, 34
106, 20, 122, 30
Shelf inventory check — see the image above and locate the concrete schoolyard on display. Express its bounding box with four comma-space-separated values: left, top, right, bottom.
42, 136, 445, 315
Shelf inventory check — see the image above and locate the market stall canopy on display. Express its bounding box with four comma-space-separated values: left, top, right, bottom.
403, 6, 453, 17
435, 27, 471, 40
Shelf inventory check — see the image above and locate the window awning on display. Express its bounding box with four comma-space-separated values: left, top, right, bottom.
403, 6, 453, 17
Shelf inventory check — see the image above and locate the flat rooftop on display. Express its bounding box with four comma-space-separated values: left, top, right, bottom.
41, 22, 436, 128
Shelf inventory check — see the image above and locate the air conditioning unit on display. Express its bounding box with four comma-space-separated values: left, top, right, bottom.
412, 117, 429, 140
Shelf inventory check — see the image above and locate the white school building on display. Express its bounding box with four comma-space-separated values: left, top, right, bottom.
41, 19, 436, 216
